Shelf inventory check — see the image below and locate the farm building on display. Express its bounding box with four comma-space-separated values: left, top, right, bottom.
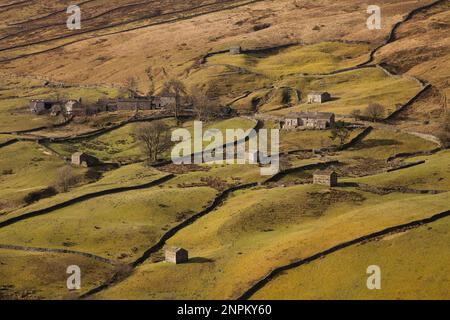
65, 99, 84, 116
29, 100, 59, 115
283, 112, 335, 130
313, 170, 338, 187
116, 99, 153, 111
71, 152, 100, 167
153, 96, 176, 109
165, 247, 189, 264
98, 96, 176, 112
230, 46, 242, 55
307, 92, 331, 104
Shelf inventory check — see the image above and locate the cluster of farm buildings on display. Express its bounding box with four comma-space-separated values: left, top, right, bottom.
29, 96, 176, 117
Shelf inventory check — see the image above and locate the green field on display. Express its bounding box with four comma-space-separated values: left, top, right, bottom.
0, 141, 79, 214
49, 118, 257, 163
347, 150, 450, 191
252, 215, 450, 300
335, 129, 438, 160
203, 42, 421, 116
0, 249, 117, 299
0, 186, 218, 263
96, 182, 450, 299
2, 163, 167, 222
272, 67, 422, 116
0, 27, 448, 300
207, 42, 370, 77
0, 75, 121, 132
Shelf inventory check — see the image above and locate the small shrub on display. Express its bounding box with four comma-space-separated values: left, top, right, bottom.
2, 169, 14, 175
253, 23, 271, 31
23, 187, 58, 205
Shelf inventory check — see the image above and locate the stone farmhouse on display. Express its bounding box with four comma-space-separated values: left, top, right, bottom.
283, 112, 335, 130
313, 170, 338, 187
29, 100, 60, 115
71, 152, 100, 167
98, 96, 176, 112
307, 92, 331, 104
65, 99, 83, 116
165, 246, 189, 264
31, 95, 177, 117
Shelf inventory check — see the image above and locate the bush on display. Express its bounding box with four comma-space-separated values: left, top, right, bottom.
2, 169, 14, 175
365, 103, 385, 122
23, 187, 58, 205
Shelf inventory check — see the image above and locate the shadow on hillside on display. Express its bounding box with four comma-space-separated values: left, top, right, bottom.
338, 182, 359, 188
188, 257, 215, 264
350, 139, 401, 150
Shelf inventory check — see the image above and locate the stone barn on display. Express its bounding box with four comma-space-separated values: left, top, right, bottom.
165, 246, 189, 264
71, 152, 100, 167
65, 100, 84, 116
307, 92, 331, 104
283, 112, 335, 130
152, 96, 176, 109
229, 46, 242, 55
117, 99, 153, 111
29, 100, 58, 115
313, 170, 338, 187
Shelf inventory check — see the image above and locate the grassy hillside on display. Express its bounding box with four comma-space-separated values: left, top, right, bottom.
0, 249, 117, 300
1, 163, 167, 222
96, 185, 450, 299
49, 117, 256, 163
0, 74, 121, 132
0, 141, 80, 214
0, 186, 218, 262
0, 0, 432, 90
0, 0, 448, 301
252, 215, 450, 300
207, 42, 370, 77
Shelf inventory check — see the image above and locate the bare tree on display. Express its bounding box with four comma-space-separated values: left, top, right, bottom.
365, 103, 385, 122
145, 67, 155, 97
330, 122, 351, 148
350, 109, 362, 121
124, 76, 139, 98
162, 79, 187, 125
134, 121, 172, 164
55, 165, 79, 192
438, 112, 450, 148
190, 85, 220, 122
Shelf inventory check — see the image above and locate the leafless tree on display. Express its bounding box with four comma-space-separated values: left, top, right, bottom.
330, 122, 351, 147
145, 67, 155, 97
125, 76, 139, 98
350, 109, 362, 121
134, 121, 172, 164
365, 103, 385, 122
162, 79, 187, 125
55, 165, 79, 192
190, 85, 220, 122
438, 112, 450, 148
